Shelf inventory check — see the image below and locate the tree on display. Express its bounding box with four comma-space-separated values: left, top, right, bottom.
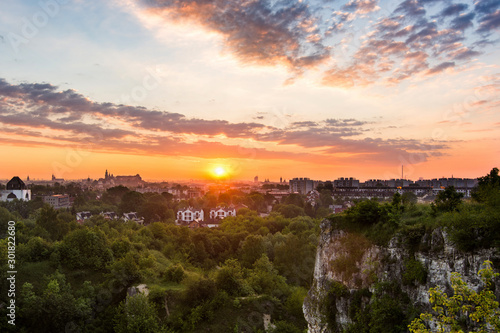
319, 189, 334, 207
58, 228, 112, 270
409, 261, 500, 333
102, 185, 130, 205
119, 191, 145, 214
36, 204, 71, 241
276, 204, 306, 218
161, 191, 174, 202
138, 201, 173, 224
402, 192, 418, 206
346, 200, 386, 225
215, 259, 250, 296
19, 271, 94, 333
432, 186, 464, 213
239, 234, 266, 267
283, 193, 305, 208
248, 254, 289, 297
472, 167, 500, 205
114, 293, 167, 333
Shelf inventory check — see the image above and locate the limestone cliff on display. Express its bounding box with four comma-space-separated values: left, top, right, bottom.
304, 219, 500, 333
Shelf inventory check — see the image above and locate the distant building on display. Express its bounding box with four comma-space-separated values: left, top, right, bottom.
43, 194, 71, 209
306, 190, 320, 206
51, 174, 65, 183
209, 206, 236, 220
76, 211, 92, 224
100, 211, 119, 220
176, 207, 204, 224
333, 177, 360, 188
0, 176, 31, 202
123, 212, 144, 225
98, 170, 145, 188
254, 176, 259, 183
266, 190, 289, 202
289, 178, 317, 194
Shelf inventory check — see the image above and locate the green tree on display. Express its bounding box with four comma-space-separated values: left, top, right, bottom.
283, 193, 305, 208
276, 204, 306, 218
319, 189, 334, 207
119, 191, 145, 214
432, 186, 464, 213
402, 192, 418, 206
114, 293, 167, 333
472, 167, 500, 205
58, 228, 112, 270
346, 200, 386, 225
239, 234, 266, 267
19, 271, 94, 333
215, 259, 251, 296
138, 201, 173, 224
409, 261, 500, 333
36, 204, 71, 241
248, 254, 289, 297
102, 185, 130, 205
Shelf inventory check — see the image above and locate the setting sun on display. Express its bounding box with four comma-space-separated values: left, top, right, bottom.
214, 167, 226, 177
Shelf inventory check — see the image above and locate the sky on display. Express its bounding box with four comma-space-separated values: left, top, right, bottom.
0, 0, 499, 182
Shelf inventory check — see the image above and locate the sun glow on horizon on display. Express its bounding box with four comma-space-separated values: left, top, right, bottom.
213, 166, 227, 178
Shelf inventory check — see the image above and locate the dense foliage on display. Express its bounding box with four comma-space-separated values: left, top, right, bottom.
0, 168, 499, 332
0, 195, 319, 332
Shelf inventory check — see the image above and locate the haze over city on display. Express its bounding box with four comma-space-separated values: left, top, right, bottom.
1, 0, 499, 181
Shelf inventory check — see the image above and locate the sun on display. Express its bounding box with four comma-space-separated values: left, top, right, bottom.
214, 167, 226, 177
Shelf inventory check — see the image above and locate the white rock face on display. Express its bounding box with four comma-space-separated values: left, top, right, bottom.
304, 220, 500, 333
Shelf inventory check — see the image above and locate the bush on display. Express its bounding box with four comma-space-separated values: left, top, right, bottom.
164, 264, 185, 283
402, 258, 427, 286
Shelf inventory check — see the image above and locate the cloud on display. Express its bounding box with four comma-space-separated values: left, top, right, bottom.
427, 61, 455, 74
139, 0, 331, 74
477, 9, 500, 33
0, 78, 452, 166
133, 0, 498, 87
450, 12, 476, 31
0, 78, 265, 139
343, 0, 380, 15
439, 3, 469, 17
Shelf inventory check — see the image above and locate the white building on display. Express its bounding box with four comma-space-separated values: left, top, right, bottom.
176, 207, 204, 224
209, 206, 236, 220
0, 177, 31, 202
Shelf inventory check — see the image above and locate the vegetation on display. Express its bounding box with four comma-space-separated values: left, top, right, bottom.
409, 261, 500, 333
0, 189, 320, 332
0, 168, 499, 332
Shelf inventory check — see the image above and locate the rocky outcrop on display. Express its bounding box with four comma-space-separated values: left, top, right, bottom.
304, 219, 500, 333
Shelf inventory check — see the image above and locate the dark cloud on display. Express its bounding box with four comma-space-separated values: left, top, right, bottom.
291, 121, 319, 127
450, 12, 476, 31
477, 9, 500, 33
427, 61, 455, 74
325, 118, 369, 127
474, 0, 500, 15
394, 0, 426, 18
439, 3, 468, 17
0, 79, 265, 139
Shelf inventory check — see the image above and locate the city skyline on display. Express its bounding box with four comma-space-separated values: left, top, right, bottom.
1, 0, 499, 181
0, 168, 486, 184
